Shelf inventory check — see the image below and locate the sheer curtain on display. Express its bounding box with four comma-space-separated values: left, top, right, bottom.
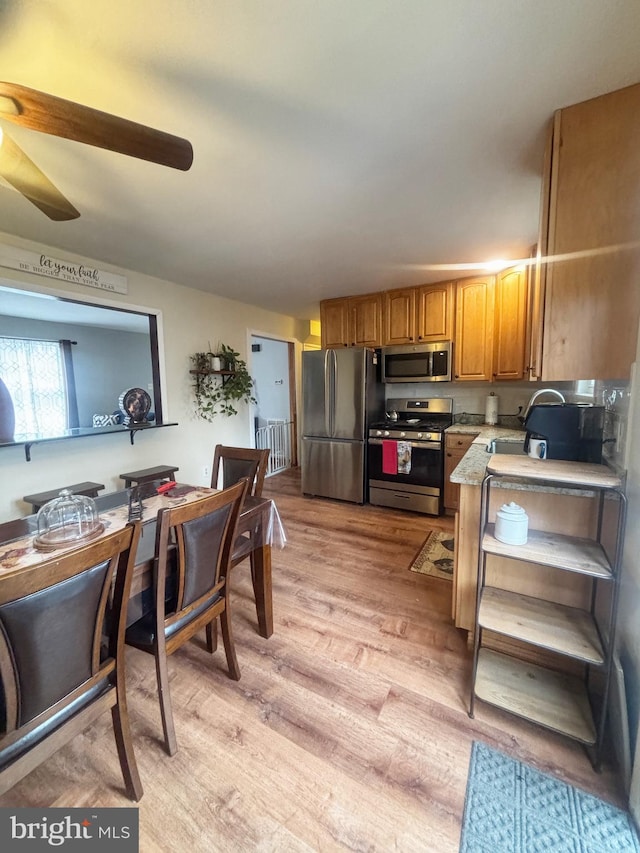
0, 337, 68, 437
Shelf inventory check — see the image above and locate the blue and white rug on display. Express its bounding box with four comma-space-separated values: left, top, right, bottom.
460, 741, 640, 852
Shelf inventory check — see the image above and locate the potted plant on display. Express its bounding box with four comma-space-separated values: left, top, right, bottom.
190, 344, 256, 419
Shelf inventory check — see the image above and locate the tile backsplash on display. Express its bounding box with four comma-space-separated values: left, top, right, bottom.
595, 379, 631, 469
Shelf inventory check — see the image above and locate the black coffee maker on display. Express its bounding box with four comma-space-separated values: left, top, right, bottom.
524, 404, 604, 463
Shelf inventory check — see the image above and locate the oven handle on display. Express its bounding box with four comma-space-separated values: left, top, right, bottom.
368, 438, 442, 450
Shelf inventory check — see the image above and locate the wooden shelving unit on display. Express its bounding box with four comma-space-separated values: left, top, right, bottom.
469, 456, 626, 767
189, 368, 236, 387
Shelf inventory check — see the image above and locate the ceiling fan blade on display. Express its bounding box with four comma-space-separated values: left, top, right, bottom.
0, 127, 80, 220
0, 82, 193, 171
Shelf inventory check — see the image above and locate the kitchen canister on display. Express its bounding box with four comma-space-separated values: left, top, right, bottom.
485, 392, 499, 425
494, 501, 529, 545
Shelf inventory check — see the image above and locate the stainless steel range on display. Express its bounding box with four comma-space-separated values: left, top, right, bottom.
367, 397, 453, 515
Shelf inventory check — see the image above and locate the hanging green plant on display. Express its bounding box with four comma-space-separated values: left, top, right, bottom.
190, 344, 256, 419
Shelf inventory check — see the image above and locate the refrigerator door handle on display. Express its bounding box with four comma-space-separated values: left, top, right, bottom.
328, 349, 337, 436
324, 349, 332, 437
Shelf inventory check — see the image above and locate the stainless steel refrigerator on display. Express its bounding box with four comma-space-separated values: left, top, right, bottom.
301, 348, 383, 503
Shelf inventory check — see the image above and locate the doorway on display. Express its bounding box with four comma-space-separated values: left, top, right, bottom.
250, 335, 297, 475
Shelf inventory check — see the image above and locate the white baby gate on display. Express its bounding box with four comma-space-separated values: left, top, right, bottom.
255, 419, 292, 476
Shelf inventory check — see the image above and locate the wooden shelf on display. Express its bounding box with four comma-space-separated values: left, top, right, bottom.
482, 524, 612, 578
478, 587, 604, 664
475, 648, 597, 744
486, 455, 622, 489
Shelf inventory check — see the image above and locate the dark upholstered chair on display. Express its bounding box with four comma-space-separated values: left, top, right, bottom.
211, 445, 270, 498
0, 522, 143, 800
125, 481, 248, 756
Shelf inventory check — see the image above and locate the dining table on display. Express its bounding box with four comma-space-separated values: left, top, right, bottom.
0, 483, 276, 639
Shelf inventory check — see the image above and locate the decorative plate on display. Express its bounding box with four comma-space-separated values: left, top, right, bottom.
119, 388, 152, 424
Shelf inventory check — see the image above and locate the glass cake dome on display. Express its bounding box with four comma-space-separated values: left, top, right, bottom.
33, 489, 104, 551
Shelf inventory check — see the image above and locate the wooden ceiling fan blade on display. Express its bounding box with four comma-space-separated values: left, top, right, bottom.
0, 128, 80, 220
0, 82, 193, 171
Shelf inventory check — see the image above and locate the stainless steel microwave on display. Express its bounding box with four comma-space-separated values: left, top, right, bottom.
380, 342, 452, 383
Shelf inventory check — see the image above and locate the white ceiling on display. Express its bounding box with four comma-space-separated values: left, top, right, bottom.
1, 1, 639, 321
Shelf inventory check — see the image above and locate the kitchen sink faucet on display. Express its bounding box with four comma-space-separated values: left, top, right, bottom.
520, 388, 566, 423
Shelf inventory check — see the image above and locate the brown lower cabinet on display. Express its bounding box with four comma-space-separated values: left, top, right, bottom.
444, 433, 478, 512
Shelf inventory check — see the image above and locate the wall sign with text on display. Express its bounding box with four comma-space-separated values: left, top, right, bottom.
0, 243, 128, 294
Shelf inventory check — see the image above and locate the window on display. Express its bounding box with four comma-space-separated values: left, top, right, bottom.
574, 379, 596, 399
0, 337, 68, 437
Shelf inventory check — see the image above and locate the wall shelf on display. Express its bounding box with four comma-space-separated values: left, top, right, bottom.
1, 422, 179, 462
189, 368, 236, 387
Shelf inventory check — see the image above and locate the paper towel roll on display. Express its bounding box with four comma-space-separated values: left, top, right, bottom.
485, 394, 499, 425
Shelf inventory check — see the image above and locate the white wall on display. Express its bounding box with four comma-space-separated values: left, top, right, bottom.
0, 231, 301, 520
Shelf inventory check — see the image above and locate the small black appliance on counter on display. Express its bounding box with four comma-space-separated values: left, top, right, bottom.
524, 403, 605, 463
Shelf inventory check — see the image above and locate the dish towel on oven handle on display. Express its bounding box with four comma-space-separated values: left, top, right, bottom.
382, 440, 397, 475
397, 440, 412, 474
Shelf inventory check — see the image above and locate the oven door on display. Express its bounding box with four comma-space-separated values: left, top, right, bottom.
367, 438, 443, 489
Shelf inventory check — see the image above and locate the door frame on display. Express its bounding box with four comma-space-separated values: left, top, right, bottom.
247, 330, 299, 467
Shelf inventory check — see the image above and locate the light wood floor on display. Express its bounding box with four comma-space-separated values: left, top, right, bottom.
2, 468, 626, 850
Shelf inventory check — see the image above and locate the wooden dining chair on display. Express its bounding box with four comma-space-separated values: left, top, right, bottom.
211, 444, 270, 498
210, 446, 271, 630
125, 480, 248, 756
0, 522, 143, 800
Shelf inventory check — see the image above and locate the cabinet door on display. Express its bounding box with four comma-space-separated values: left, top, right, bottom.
529, 124, 554, 381
384, 288, 416, 345
444, 434, 477, 511
444, 448, 465, 511
542, 83, 640, 381
454, 277, 495, 381
350, 294, 382, 347
320, 298, 349, 348
416, 281, 454, 342
493, 266, 528, 381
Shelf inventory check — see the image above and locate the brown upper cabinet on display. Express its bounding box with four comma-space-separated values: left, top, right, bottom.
383, 281, 455, 346
320, 293, 382, 348
532, 82, 640, 381
384, 288, 416, 345
454, 276, 495, 381
417, 282, 455, 343
321, 272, 528, 382
493, 266, 529, 381
453, 268, 527, 382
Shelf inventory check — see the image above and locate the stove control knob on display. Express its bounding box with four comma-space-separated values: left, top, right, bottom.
375, 430, 382, 436
384, 430, 390, 436
417, 432, 423, 439
400, 431, 406, 437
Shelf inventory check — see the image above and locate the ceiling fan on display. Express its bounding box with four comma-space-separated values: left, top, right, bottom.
0, 82, 193, 221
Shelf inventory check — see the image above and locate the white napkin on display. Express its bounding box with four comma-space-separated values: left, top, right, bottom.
397, 441, 412, 474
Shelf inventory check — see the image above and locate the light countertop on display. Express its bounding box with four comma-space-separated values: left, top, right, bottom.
447, 425, 526, 487
447, 424, 623, 494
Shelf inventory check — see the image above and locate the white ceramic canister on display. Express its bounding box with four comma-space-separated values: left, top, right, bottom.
494, 502, 529, 545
